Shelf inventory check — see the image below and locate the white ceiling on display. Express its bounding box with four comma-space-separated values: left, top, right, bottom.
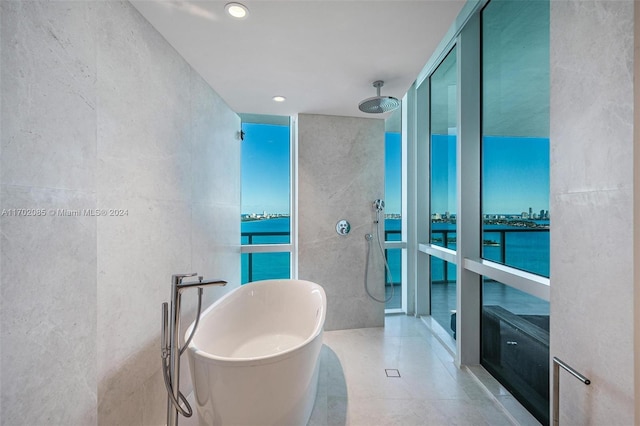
131, 0, 466, 119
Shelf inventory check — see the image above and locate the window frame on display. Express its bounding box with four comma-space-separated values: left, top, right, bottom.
239, 114, 297, 282
384, 107, 408, 314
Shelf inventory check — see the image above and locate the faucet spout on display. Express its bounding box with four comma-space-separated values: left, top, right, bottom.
177, 276, 227, 292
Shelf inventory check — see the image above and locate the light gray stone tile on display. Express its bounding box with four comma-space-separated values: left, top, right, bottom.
191, 202, 241, 305
550, 2, 635, 423
190, 72, 242, 205
298, 114, 385, 331
1, 1, 242, 425
550, 189, 634, 422
550, 0, 633, 195
96, 196, 192, 383
96, 1, 191, 202
320, 316, 517, 426
0, 184, 97, 426
141, 368, 169, 426
97, 154, 192, 203
1, 0, 97, 191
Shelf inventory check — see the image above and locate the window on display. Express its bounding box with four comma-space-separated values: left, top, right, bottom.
241, 252, 290, 284
481, 277, 549, 424
414, 1, 550, 422
481, 0, 550, 277
480, 1, 550, 423
427, 47, 458, 331
240, 115, 293, 284
430, 259, 457, 338
385, 110, 402, 244
430, 47, 457, 249
385, 107, 404, 310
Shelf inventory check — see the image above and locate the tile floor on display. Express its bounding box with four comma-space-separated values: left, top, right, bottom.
308, 314, 540, 426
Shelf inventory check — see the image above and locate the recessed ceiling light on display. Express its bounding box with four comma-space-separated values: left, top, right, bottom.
272, 96, 286, 102
225, 3, 248, 19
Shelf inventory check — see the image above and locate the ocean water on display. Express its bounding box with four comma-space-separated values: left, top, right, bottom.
241, 218, 549, 284
432, 222, 550, 278
240, 218, 402, 284
241, 218, 290, 283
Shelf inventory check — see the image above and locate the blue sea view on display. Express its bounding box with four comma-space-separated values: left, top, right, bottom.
242, 218, 549, 284
241, 218, 290, 284
432, 222, 550, 278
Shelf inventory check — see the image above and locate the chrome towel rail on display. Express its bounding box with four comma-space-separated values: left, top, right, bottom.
553, 357, 591, 426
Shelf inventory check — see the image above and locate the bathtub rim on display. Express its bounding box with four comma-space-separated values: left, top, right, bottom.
186, 279, 326, 366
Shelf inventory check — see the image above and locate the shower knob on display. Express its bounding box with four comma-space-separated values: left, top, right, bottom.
336, 220, 351, 236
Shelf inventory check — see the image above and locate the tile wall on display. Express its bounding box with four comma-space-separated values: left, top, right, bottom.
0, 2, 241, 424
298, 114, 386, 331
550, 1, 636, 423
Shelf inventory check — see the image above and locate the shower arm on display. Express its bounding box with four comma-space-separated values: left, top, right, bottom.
374, 80, 383, 96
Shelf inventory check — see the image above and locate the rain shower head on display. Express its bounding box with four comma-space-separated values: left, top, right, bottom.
358, 80, 401, 114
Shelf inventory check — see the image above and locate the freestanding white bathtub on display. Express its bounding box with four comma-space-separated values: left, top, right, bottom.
186, 279, 327, 426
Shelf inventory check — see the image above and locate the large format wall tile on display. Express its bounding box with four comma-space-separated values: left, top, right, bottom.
96, 1, 192, 203
0, 1, 97, 192
550, 0, 633, 195
550, 1, 635, 424
0, 185, 97, 425
97, 196, 192, 380
1, 1, 241, 425
0, 2, 98, 425
192, 202, 241, 306
95, 3, 240, 424
191, 72, 242, 206
298, 114, 385, 331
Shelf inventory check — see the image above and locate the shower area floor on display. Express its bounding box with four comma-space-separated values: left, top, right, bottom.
309, 314, 541, 426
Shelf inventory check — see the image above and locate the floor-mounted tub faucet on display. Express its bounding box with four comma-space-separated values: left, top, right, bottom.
162, 273, 227, 426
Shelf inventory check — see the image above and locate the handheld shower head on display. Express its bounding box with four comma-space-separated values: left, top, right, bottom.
358, 81, 401, 114
373, 199, 385, 212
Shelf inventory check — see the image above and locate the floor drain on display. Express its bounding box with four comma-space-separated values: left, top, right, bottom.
385, 369, 401, 378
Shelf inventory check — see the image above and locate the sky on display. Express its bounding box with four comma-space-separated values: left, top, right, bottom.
482, 136, 550, 215
241, 123, 290, 215
241, 123, 549, 217
385, 132, 402, 214
431, 134, 550, 215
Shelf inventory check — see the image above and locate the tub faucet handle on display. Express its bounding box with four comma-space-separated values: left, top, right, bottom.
172, 273, 197, 284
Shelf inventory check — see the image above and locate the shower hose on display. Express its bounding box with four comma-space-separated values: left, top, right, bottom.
161, 288, 204, 418
364, 208, 394, 304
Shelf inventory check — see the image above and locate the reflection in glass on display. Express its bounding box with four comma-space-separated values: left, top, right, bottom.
430, 47, 457, 248
429, 47, 458, 338
481, 278, 549, 424
481, 0, 549, 277
385, 107, 402, 234
384, 247, 402, 310
430, 259, 457, 338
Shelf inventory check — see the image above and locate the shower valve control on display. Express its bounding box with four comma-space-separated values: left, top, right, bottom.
336, 220, 351, 236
